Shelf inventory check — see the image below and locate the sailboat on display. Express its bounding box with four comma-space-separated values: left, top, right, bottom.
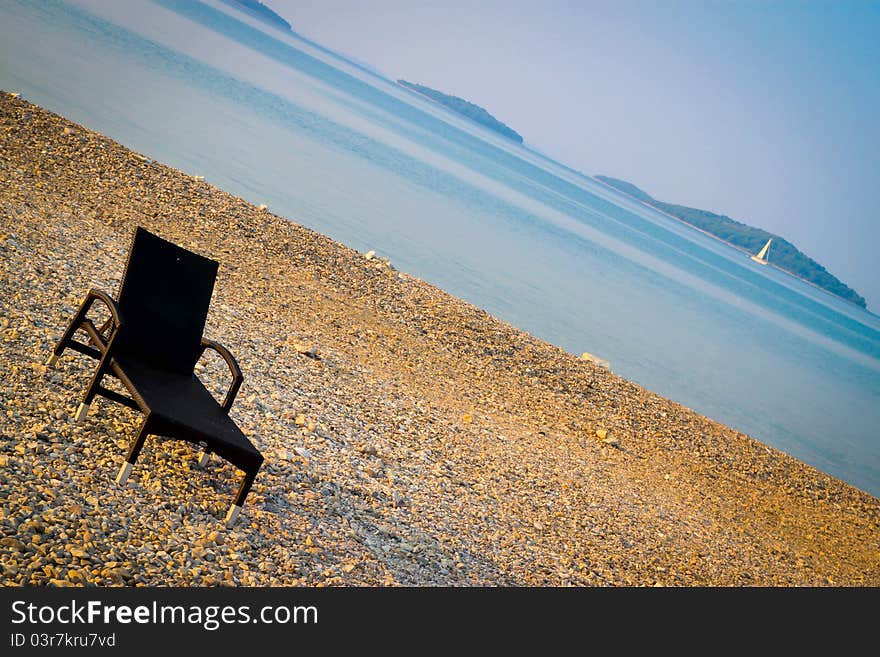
750, 238, 772, 265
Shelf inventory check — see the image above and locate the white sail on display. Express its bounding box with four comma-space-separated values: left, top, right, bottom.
751, 238, 772, 264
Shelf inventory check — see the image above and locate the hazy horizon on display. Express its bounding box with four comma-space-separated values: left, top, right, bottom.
270, 0, 879, 311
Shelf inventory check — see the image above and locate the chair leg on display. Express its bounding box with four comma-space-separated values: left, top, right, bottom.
116, 461, 132, 485
116, 417, 151, 485
74, 402, 90, 422
225, 469, 258, 527
46, 327, 75, 368
224, 504, 241, 527
76, 357, 110, 423
47, 326, 76, 368
47, 294, 93, 367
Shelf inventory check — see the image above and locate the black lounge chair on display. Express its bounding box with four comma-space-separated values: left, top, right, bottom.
46, 227, 264, 527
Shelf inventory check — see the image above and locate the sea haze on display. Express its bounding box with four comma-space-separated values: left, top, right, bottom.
1, 0, 878, 497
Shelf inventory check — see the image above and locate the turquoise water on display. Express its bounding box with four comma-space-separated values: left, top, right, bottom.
2, 0, 879, 497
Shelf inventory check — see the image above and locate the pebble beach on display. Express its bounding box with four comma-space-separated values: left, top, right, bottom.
2, 91, 879, 587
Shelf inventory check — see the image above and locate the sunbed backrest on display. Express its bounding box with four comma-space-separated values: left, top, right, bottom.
114, 227, 218, 373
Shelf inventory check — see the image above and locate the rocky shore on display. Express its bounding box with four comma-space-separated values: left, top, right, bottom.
2, 91, 878, 587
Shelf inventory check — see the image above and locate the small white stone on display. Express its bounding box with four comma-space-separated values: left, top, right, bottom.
292, 342, 318, 357
580, 352, 610, 369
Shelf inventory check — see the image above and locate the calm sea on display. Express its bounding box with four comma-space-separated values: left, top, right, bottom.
2, 0, 879, 498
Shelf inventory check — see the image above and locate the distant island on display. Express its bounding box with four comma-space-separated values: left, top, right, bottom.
222, 0, 292, 32
595, 175, 867, 308
397, 80, 524, 144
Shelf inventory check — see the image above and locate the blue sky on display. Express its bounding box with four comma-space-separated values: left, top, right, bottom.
276, 0, 880, 310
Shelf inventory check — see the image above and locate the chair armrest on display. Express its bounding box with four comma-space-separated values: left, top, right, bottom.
75, 289, 124, 354
83, 288, 123, 330
198, 338, 244, 412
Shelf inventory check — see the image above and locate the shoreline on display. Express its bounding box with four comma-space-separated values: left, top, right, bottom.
2, 91, 879, 586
